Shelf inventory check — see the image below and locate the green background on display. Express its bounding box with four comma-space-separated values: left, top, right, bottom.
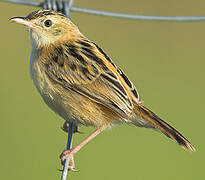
0, 0, 204, 179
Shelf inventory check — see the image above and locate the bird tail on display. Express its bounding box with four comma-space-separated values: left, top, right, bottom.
132, 104, 195, 152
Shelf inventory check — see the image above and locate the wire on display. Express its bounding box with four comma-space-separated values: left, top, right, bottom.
61, 122, 74, 180
70, 7, 205, 21
2, 0, 205, 21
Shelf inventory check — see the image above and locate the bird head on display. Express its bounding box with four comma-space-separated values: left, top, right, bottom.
10, 9, 81, 48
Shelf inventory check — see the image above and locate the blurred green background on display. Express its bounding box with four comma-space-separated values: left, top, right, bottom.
0, 0, 204, 179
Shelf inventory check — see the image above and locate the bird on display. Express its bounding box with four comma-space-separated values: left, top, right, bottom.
10, 9, 195, 171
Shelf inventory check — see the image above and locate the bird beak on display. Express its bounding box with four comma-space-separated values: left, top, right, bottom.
10, 17, 38, 29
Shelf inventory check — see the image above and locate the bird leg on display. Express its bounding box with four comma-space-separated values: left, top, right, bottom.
60, 124, 109, 171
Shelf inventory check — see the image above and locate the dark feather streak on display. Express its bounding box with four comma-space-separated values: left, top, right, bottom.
77, 40, 92, 48
64, 43, 87, 65
80, 66, 92, 80
51, 46, 64, 67
91, 64, 99, 74
120, 71, 133, 88
93, 42, 112, 63
101, 73, 127, 97
81, 48, 108, 71
107, 72, 117, 79
132, 89, 139, 100
26, 10, 65, 20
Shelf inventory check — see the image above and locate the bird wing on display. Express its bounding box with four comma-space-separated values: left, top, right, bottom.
44, 39, 140, 118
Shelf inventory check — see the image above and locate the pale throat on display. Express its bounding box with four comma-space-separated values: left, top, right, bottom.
29, 31, 43, 80
30, 30, 58, 49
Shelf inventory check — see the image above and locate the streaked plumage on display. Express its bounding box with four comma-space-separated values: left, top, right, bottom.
11, 9, 195, 170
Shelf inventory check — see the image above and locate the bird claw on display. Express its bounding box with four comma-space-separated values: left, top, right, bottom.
60, 149, 78, 171
60, 149, 72, 165
61, 122, 69, 133
61, 122, 83, 134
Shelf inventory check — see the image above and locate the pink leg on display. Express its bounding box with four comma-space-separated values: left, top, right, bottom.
60, 124, 109, 170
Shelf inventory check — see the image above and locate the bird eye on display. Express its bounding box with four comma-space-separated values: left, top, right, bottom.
44, 19, 52, 27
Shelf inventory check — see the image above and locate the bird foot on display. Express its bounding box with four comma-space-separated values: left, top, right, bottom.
60, 149, 79, 171
61, 122, 69, 133
61, 122, 84, 134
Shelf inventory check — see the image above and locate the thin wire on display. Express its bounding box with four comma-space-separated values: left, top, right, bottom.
71, 7, 205, 21
61, 122, 74, 180
2, 0, 205, 21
